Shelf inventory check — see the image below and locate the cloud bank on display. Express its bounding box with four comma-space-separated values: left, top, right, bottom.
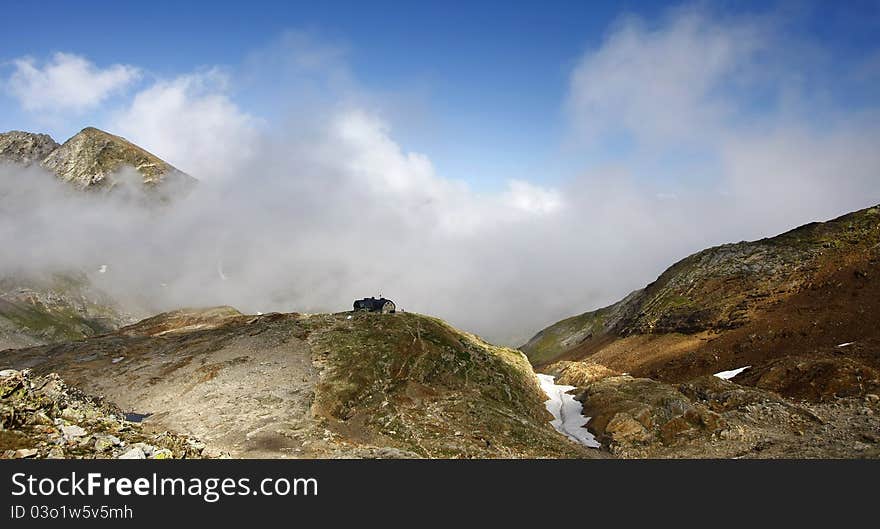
2, 6, 879, 345
6, 53, 139, 113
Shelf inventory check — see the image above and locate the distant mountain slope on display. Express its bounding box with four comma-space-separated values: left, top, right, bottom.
0, 274, 131, 350
523, 204, 880, 401
1, 309, 593, 459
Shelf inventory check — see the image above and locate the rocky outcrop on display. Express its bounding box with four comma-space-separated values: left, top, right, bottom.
0, 131, 60, 166
571, 372, 879, 458
0, 369, 214, 459
544, 360, 620, 387
577, 375, 726, 451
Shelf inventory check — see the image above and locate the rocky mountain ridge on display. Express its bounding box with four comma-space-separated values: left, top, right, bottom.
0, 131, 59, 165
0, 127, 194, 190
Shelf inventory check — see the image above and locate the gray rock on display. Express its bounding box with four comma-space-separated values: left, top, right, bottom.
61, 424, 87, 439
133, 443, 156, 456
118, 447, 146, 459
0, 131, 59, 165
94, 435, 121, 452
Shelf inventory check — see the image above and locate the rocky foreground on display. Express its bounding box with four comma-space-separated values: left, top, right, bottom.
545, 360, 880, 458
0, 369, 215, 459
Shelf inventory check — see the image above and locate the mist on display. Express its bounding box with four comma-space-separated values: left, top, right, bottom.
2, 6, 880, 345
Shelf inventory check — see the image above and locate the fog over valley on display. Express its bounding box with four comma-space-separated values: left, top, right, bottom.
2, 7, 880, 345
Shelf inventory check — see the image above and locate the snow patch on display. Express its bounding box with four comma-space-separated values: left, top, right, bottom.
714, 365, 751, 380
836, 342, 854, 348
537, 374, 600, 448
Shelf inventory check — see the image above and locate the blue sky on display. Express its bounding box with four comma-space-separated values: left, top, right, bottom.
1, 0, 879, 191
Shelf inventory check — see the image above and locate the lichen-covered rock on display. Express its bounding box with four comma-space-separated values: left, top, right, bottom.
567, 372, 880, 458
118, 447, 146, 459
605, 412, 651, 443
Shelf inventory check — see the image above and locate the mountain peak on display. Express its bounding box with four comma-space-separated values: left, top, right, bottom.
41, 126, 194, 189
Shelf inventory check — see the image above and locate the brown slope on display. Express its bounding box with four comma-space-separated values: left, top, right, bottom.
524, 204, 880, 401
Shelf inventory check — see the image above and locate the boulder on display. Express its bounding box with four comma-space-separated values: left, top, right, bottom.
61, 424, 87, 439
118, 447, 146, 459
605, 413, 652, 443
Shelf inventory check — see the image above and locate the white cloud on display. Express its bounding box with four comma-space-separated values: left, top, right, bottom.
109, 70, 261, 180
503, 180, 563, 215
333, 110, 449, 198
322, 109, 564, 235
568, 8, 765, 149
566, 6, 880, 235
6, 52, 139, 113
